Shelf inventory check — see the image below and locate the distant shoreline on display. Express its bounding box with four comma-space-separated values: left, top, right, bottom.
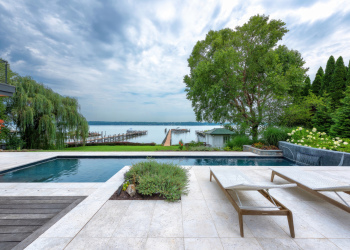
88, 121, 221, 126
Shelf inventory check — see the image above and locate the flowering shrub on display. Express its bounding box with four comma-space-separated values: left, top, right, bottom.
287, 127, 350, 153
179, 139, 184, 150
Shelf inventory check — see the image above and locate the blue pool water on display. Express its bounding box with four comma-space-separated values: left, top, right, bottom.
0, 157, 296, 183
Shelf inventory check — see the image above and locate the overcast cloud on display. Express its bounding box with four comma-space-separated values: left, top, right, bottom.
1, 0, 349, 121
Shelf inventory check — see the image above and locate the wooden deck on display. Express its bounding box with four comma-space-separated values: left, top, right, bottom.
0, 196, 85, 250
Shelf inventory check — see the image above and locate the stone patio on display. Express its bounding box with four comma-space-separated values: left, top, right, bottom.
0, 152, 349, 249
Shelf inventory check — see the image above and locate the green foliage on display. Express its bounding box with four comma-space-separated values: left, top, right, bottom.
287, 127, 350, 152
5, 132, 25, 150
122, 181, 130, 191
330, 87, 350, 138
279, 92, 323, 128
322, 56, 335, 95
302, 76, 311, 96
262, 126, 291, 146
178, 139, 184, 150
5, 73, 88, 149
226, 135, 251, 150
346, 60, 350, 87
124, 160, 189, 201
329, 56, 347, 108
184, 14, 307, 140
0, 102, 9, 142
312, 96, 333, 133
185, 140, 205, 150
311, 74, 323, 96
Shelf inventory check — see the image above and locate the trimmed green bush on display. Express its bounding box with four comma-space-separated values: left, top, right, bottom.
124, 159, 189, 201
226, 135, 251, 150
262, 126, 291, 146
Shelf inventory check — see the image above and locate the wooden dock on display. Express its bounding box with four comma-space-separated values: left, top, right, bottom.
163, 130, 172, 146
0, 196, 84, 250
68, 130, 147, 145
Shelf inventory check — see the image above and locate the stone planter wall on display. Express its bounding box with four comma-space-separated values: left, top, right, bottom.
243, 145, 283, 156
278, 141, 350, 166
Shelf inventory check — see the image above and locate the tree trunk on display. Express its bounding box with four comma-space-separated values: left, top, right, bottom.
251, 125, 259, 142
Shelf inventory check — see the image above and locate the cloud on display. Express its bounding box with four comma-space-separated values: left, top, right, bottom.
0, 0, 349, 121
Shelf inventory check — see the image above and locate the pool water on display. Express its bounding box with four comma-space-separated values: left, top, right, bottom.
0, 157, 296, 183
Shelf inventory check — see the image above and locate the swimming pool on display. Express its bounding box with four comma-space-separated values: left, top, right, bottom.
0, 157, 296, 182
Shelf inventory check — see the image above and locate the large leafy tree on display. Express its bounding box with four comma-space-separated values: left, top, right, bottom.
330, 87, 350, 138
329, 56, 347, 108
322, 55, 335, 95
3, 66, 88, 149
184, 15, 307, 140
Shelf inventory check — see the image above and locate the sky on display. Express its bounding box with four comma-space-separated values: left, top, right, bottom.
0, 0, 350, 122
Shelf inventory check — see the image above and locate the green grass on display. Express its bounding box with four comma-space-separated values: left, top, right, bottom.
61, 145, 179, 151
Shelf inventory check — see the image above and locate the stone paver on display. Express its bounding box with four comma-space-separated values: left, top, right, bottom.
0, 152, 349, 249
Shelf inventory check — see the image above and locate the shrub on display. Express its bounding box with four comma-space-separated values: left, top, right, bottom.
262, 126, 291, 146
287, 127, 350, 152
178, 139, 184, 150
124, 159, 189, 201
226, 135, 251, 150
189, 146, 211, 151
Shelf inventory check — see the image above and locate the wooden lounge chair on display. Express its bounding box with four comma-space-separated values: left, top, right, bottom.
209, 166, 297, 238
270, 167, 350, 213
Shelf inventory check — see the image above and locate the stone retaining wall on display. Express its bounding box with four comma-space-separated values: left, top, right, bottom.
243, 145, 283, 156
278, 141, 350, 166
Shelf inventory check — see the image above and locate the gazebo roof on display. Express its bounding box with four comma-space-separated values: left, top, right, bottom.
205, 128, 235, 135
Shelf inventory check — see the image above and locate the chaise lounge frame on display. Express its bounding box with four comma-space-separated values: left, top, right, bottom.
271, 169, 350, 213
210, 169, 295, 238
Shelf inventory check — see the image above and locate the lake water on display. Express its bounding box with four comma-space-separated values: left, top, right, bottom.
89, 125, 221, 145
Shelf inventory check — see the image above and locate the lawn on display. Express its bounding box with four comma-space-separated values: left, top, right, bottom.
61, 145, 179, 151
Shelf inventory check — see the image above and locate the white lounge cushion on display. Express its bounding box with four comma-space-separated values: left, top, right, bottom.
210, 166, 296, 190
270, 167, 350, 192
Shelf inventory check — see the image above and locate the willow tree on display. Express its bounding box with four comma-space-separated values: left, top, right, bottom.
184, 15, 307, 140
6, 75, 88, 149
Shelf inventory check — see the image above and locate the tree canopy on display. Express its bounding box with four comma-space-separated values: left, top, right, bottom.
1, 62, 88, 149
184, 14, 307, 139
330, 87, 350, 138
329, 56, 347, 108
322, 55, 335, 95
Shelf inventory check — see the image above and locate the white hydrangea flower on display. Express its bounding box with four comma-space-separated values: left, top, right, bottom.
287, 133, 291, 136
344, 142, 349, 145
306, 130, 309, 132
300, 140, 304, 142
336, 137, 340, 140
312, 128, 317, 132
323, 147, 326, 149
321, 138, 324, 140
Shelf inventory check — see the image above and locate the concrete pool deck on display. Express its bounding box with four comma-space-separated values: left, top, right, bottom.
0, 152, 349, 249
